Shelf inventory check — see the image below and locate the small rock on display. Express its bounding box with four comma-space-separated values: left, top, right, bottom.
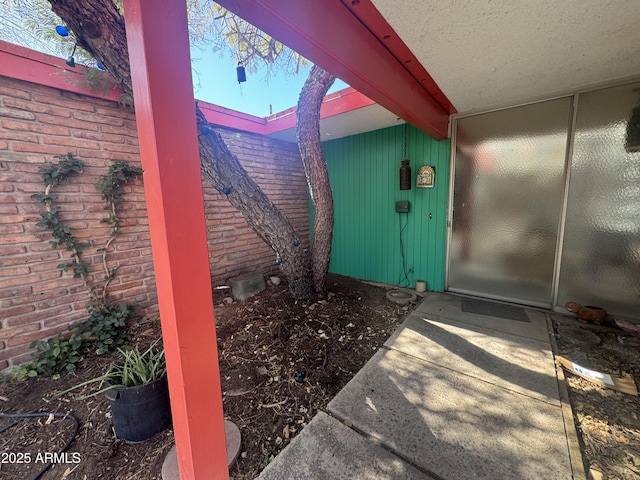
223, 297, 234, 305
269, 276, 281, 286
618, 335, 640, 348
589, 467, 603, 480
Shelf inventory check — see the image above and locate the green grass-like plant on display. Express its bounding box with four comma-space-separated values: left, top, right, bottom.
57, 340, 166, 399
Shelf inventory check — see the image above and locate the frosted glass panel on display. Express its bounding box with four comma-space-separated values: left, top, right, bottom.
449, 98, 571, 305
558, 83, 640, 317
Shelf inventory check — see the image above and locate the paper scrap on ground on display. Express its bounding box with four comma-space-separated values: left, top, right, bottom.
556, 356, 638, 396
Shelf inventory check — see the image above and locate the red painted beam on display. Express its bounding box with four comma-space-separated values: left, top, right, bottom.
215, 0, 452, 140
122, 1, 228, 479
340, 0, 456, 116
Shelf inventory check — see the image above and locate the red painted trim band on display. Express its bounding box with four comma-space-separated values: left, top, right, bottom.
0, 40, 122, 102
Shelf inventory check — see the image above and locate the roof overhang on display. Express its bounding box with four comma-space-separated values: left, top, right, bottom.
213, 0, 640, 136
215, 0, 454, 140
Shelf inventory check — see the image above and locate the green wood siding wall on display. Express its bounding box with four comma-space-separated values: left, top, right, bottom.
322, 124, 450, 291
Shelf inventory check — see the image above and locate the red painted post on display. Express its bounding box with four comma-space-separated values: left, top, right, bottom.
122, 1, 228, 478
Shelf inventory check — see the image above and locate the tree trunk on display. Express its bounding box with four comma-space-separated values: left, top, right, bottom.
47, 0, 313, 300
296, 66, 335, 296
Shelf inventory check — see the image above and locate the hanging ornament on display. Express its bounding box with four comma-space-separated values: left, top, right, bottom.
275, 254, 282, 265
293, 239, 300, 247
236, 62, 247, 83
55, 25, 69, 37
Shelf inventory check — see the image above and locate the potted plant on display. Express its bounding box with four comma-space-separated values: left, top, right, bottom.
60, 340, 171, 443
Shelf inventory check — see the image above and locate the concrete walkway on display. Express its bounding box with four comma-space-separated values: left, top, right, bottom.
258, 292, 583, 479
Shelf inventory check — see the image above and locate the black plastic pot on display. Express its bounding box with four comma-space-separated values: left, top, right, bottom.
105, 376, 171, 443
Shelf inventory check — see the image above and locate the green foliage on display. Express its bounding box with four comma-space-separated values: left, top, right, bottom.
37, 153, 83, 188
118, 93, 134, 109
56, 340, 166, 399
15, 332, 86, 379
21, 154, 143, 379
15, 301, 134, 380
110, 341, 166, 388
79, 302, 134, 355
96, 160, 143, 235
37, 206, 90, 252
31, 155, 92, 278
187, 1, 307, 78
64, 67, 119, 98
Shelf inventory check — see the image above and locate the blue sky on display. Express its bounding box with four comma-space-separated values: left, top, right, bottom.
190, 45, 348, 118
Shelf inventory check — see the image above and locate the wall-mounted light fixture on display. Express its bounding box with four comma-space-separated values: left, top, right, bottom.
400, 160, 411, 190
55, 24, 104, 71
65, 43, 77, 68
399, 123, 411, 190
55, 25, 77, 68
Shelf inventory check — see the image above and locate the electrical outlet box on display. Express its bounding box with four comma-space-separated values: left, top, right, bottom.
395, 201, 410, 213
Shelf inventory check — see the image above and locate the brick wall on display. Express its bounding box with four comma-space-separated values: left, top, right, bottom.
0, 75, 309, 371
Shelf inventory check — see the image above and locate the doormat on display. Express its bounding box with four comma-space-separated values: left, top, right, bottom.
461, 298, 530, 322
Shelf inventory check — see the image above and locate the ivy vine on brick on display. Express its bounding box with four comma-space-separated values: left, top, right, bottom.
17, 154, 144, 379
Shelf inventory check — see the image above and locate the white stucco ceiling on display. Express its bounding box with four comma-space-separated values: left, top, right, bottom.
373, 0, 640, 114
270, 0, 640, 142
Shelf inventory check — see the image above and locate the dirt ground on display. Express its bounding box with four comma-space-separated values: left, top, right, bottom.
1, 275, 638, 480
0, 274, 410, 479
551, 314, 640, 480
